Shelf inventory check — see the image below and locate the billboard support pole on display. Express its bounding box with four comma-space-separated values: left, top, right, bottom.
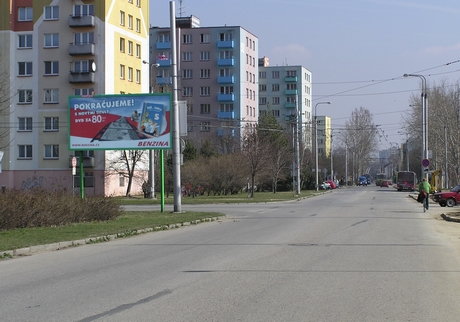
79, 151, 84, 199
160, 150, 165, 212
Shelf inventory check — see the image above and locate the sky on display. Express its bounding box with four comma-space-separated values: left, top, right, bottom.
150, 0, 460, 150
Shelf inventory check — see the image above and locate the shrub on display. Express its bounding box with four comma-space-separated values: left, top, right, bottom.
0, 189, 121, 230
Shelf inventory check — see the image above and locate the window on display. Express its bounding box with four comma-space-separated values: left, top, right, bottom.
200, 69, 210, 78
44, 89, 59, 103
74, 32, 94, 44
259, 84, 266, 92
187, 122, 193, 132
18, 117, 32, 131
136, 0, 141, 7
187, 104, 193, 114
45, 117, 59, 131
18, 145, 32, 159
136, 18, 141, 32
219, 31, 233, 41
18, 89, 32, 104
128, 41, 133, 55
200, 51, 210, 61
119, 174, 125, 187
120, 65, 125, 79
44, 145, 59, 159
120, 11, 125, 25
219, 68, 233, 77
44, 61, 59, 75
182, 52, 192, 61
219, 103, 233, 112
200, 104, 211, 114
182, 69, 193, 79
287, 96, 296, 103
272, 84, 279, 92
18, 7, 33, 21
73, 4, 94, 16
287, 70, 297, 77
272, 71, 280, 78
182, 34, 192, 44
18, 34, 32, 48
219, 50, 233, 59
200, 122, 211, 132
44, 6, 59, 20
73, 172, 94, 187
128, 15, 133, 29
18, 62, 32, 76
74, 88, 94, 96
136, 44, 141, 58
200, 87, 210, 97
200, 33, 210, 43
120, 38, 125, 52
259, 97, 267, 105
287, 83, 297, 90
272, 110, 280, 117
219, 86, 233, 94
182, 87, 193, 97
272, 97, 280, 105
44, 33, 59, 48
128, 67, 133, 82
259, 71, 266, 79
136, 69, 141, 84
73, 60, 90, 73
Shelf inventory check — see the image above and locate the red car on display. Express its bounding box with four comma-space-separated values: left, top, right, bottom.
326, 180, 337, 189
380, 180, 390, 188
433, 185, 460, 207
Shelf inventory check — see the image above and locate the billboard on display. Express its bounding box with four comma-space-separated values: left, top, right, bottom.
68, 93, 172, 150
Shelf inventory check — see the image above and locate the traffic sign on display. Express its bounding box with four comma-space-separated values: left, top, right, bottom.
72, 157, 77, 167
422, 158, 430, 167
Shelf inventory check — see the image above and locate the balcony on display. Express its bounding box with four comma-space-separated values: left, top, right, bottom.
157, 77, 172, 85
217, 128, 235, 137
69, 15, 95, 28
69, 71, 95, 83
156, 58, 172, 67
156, 42, 171, 50
217, 40, 234, 49
284, 89, 298, 95
284, 102, 296, 109
285, 76, 298, 82
217, 93, 235, 102
68, 156, 95, 168
217, 58, 234, 66
69, 43, 95, 56
217, 75, 234, 84
217, 111, 235, 119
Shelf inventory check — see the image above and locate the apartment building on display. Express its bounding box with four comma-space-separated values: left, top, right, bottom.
149, 17, 258, 152
316, 115, 331, 157
258, 61, 313, 150
0, 0, 150, 195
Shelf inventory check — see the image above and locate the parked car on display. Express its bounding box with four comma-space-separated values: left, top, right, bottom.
326, 180, 337, 189
433, 185, 460, 207
380, 180, 391, 188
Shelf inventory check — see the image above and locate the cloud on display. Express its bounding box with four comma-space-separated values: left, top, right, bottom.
269, 44, 313, 66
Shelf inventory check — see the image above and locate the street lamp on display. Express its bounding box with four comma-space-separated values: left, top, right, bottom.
403, 73, 428, 180
143, 60, 160, 199
315, 101, 331, 191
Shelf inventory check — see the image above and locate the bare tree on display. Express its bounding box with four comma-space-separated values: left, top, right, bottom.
105, 150, 147, 196
340, 107, 378, 180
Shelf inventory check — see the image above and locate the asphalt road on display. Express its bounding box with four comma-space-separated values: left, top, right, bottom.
2, 186, 460, 321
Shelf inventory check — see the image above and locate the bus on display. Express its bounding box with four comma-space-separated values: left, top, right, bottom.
397, 171, 417, 191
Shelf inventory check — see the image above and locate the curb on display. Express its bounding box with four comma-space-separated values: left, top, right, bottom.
1, 216, 226, 259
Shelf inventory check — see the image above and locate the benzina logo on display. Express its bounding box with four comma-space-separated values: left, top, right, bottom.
138, 141, 169, 147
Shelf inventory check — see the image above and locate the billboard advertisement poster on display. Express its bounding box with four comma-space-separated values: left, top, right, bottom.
68, 93, 172, 150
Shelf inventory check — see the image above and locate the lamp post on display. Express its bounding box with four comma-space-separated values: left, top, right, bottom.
142, 60, 159, 198
403, 73, 428, 180
315, 101, 331, 191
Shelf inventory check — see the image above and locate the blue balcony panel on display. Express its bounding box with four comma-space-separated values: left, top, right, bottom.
217, 58, 234, 66
157, 77, 172, 85
217, 93, 235, 102
217, 40, 234, 48
156, 59, 172, 67
285, 102, 296, 109
217, 128, 235, 137
284, 76, 298, 82
284, 89, 298, 95
217, 75, 235, 84
156, 42, 171, 50
218, 111, 235, 119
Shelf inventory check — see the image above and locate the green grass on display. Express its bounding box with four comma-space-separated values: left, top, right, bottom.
0, 190, 321, 254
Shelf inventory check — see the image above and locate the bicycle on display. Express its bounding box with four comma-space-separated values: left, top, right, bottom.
422, 192, 429, 212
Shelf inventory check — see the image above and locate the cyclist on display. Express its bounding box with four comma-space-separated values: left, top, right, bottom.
419, 178, 431, 211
